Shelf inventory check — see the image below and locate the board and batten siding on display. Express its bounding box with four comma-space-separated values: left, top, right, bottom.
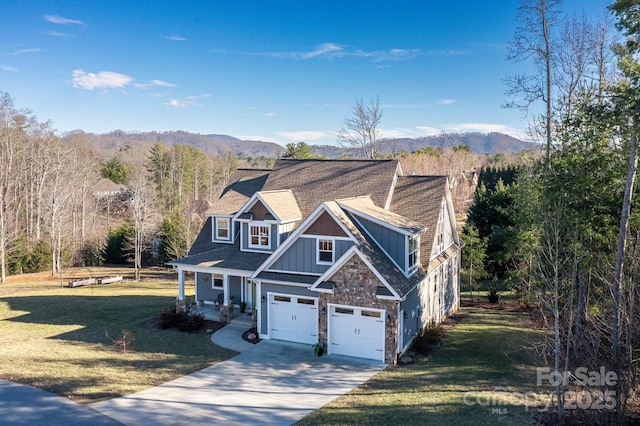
357, 216, 406, 270
400, 286, 422, 352
268, 237, 353, 274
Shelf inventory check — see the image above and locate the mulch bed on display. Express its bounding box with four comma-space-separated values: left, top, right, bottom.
140, 317, 225, 335
241, 327, 261, 344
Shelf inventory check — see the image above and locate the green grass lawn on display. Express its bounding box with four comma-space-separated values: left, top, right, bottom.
0, 268, 235, 403
298, 307, 546, 426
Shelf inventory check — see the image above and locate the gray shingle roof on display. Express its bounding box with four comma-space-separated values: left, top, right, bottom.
390, 176, 448, 267
261, 159, 400, 217
208, 169, 270, 215
171, 217, 270, 271
256, 190, 302, 222
337, 196, 426, 235
323, 201, 426, 297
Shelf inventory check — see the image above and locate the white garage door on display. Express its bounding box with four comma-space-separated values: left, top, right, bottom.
269, 294, 318, 345
329, 305, 385, 362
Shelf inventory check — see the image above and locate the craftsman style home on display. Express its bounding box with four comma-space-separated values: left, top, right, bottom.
170, 159, 461, 364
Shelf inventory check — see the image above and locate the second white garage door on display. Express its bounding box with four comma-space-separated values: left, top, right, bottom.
269, 293, 318, 345
328, 305, 385, 362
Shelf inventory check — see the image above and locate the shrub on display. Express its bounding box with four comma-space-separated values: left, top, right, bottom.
159, 308, 186, 329
487, 284, 500, 303
178, 313, 205, 332
159, 308, 205, 332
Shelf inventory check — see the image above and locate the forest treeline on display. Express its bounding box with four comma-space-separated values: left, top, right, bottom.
0, 91, 520, 284
460, 0, 640, 422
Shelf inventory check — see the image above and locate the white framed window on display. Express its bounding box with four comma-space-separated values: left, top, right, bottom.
249, 224, 270, 248
213, 273, 224, 288
408, 235, 419, 272
317, 238, 334, 264
216, 217, 230, 240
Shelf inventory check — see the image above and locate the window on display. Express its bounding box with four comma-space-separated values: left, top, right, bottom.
216, 218, 230, 240
213, 274, 223, 288
317, 239, 334, 264
249, 224, 270, 248
408, 235, 419, 271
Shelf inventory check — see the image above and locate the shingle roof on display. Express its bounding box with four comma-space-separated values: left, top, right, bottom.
390, 176, 448, 266
323, 201, 426, 297
170, 218, 270, 271
208, 169, 270, 215
337, 196, 426, 235
261, 159, 400, 217
256, 190, 302, 222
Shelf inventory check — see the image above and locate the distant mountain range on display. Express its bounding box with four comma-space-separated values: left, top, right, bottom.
65, 130, 539, 159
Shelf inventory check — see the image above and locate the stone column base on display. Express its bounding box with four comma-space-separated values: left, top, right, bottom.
176, 298, 190, 314
220, 305, 233, 324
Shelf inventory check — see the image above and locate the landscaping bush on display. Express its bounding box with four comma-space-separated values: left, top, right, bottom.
178, 313, 205, 332
159, 308, 186, 329
487, 284, 500, 303
159, 308, 205, 332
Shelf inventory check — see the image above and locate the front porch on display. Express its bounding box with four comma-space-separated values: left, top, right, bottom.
190, 303, 255, 327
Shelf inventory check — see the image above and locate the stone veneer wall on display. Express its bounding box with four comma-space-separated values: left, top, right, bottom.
318, 254, 398, 364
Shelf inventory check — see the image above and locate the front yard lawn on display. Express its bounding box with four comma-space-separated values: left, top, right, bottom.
298, 307, 545, 426
0, 268, 235, 403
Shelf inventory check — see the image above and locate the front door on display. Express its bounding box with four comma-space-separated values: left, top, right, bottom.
242, 279, 256, 309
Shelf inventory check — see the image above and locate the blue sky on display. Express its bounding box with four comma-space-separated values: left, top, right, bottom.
1, 0, 611, 147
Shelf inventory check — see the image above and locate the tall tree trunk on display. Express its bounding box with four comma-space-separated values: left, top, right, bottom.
612, 98, 640, 421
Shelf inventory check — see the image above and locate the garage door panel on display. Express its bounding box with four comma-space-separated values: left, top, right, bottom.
329, 305, 385, 362
269, 294, 318, 345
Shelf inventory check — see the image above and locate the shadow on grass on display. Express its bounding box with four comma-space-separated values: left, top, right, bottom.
1, 294, 235, 356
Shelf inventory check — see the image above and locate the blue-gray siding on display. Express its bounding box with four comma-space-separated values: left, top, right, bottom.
195, 273, 242, 306
241, 222, 278, 252
357, 217, 406, 270
269, 237, 353, 274
259, 283, 317, 335
400, 286, 421, 350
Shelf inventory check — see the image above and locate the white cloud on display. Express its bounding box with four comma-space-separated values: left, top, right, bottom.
416, 126, 441, 136
264, 112, 276, 117
439, 99, 457, 105
449, 123, 512, 134
166, 35, 187, 41
9, 48, 40, 56
150, 79, 175, 87
44, 31, 72, 37
72, 69, 133, 90
379, 128, 418, 139
301, 43, 344, 59
134, 79, 176, 89
164, 99, 194, 107
163, 94, 210, 107
277, 131, 328, 141
1, 65, 19, 72
43, 15, 84, 25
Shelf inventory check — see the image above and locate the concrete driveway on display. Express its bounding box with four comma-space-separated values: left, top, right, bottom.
0, 380, 119, 426
90, 339, 386, 425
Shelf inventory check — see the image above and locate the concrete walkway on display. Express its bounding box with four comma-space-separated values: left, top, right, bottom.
90, 337, 385, 425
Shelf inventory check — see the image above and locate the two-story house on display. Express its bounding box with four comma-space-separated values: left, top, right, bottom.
170, 159, 461, 364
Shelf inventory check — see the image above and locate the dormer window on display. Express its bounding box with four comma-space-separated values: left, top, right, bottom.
216, 218, 230, 241
249, 224, 270, 248
408, 235, 419, 272
317, 238, 334, 264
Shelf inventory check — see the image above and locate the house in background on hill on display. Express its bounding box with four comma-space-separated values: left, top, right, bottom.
170, 159, 462, 364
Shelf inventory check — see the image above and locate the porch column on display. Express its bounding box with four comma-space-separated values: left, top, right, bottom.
178, 269, 185, 300
223, 274, 229, 305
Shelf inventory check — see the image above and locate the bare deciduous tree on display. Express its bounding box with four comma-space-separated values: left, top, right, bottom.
337, 96, 383, 159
